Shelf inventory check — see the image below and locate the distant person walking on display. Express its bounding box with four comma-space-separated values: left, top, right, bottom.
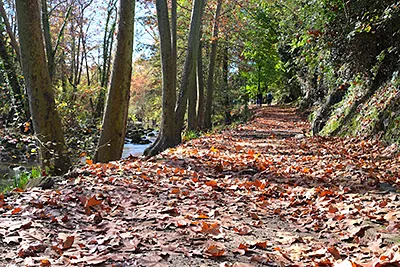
256, 93, 263, 107
266, 92, 273, 106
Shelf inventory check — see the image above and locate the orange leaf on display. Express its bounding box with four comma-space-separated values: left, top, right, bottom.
85, 196, 102, 208
255, 241, 268, 249
201, 222, 220, 235
40, 259, 51, 267
197, 214, 208, 219
379, 200, 388, 208
86, 159, 93, 165
13, 188, 25, 193
170, 188, 180, 194
205, 180, 217, 187
62, 236, 74, 250
11, 207, 22, 214
328, 205, 338, 213
238, 243, 249, 250
210, 146, 218, 152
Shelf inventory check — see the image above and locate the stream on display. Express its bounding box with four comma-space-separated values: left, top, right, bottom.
0, 139, 155, 189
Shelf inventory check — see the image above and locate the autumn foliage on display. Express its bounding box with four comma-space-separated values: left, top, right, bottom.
0, 106, 400, 266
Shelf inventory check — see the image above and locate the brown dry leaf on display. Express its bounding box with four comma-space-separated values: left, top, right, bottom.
328, 205, 339, 213
328, 246, 341, 260
85, 196, 102, 208
333, 260, 358, 267
250, 254, 270, 264
204, 244, 226, 257
62, 236, 75, 250
234, 225, 252, 235
232, 263, 255, 267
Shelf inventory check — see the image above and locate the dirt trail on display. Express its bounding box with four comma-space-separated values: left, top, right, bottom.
1, 106, 400, 266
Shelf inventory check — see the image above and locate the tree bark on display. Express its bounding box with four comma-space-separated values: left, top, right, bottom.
15, 0, 70, 174
222, 44, 231, 124
0, 0, 19, 60
204, 0, 222, 129
175, 0, 205, 140
144, 0, 177, 156
197, 36, 205, 128
41, 0, 55, 79
0, 27, 22, 107
95, 0, 117, 118
94, 0, 135, 163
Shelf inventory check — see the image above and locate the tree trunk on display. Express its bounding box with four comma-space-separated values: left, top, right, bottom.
95, 1, 117, 119
171, 0, 177, 101
15, 0, 70, 174
204, 0, 222, 129
197, 38, 205, 128
0, 27, 22, 108
41, 0, 55, 79
0, 0, 19, 60
187, 64, 198, 131
222, 44, 231, 124
144, 0, 177, 156
94, 0, 135, 163
175, 0, 205, 141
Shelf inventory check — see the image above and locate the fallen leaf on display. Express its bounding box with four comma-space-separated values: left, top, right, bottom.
62, 236, 75, 250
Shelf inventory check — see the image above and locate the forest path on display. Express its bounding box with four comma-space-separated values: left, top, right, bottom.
1, 105, 400, 266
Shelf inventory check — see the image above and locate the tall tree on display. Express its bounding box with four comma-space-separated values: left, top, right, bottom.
144, 0, 177, 156
0, 0, 19, 60
95, 0, 118, 118
94, 0, 135, 163
175, 0, 206, 140
204, 0, 222, 129
41, 0, 72, 79
196, 37, 205, 128
145, 0, 205, 156
15, 0, 70, 174
0, 26, 23, 110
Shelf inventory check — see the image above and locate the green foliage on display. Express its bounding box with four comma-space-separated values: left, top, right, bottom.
1, 167, 41, 193
182, 130, 200, 142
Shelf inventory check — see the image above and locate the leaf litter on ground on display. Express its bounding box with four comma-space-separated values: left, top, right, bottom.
1, 106, 400, 266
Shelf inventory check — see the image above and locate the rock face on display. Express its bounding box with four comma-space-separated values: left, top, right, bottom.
312, 87, 348, 135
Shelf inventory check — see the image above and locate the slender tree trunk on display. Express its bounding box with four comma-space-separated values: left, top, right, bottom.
171, 0, 177, 101
94, 0, 135, 163
204, 0, 222, 129
70, 23, 76, 88
95, 1, 117, 118
222, 44, 231, 124
0, 26, 27, 120
144, 0, 177, 156
187, 64, 198, 131
0, 0, 19, 60
15, 0, 70, 174
197, 39, 205, 128
175, 0, 205, 141
0, 29, 21, 98
41, 0, 55, 79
